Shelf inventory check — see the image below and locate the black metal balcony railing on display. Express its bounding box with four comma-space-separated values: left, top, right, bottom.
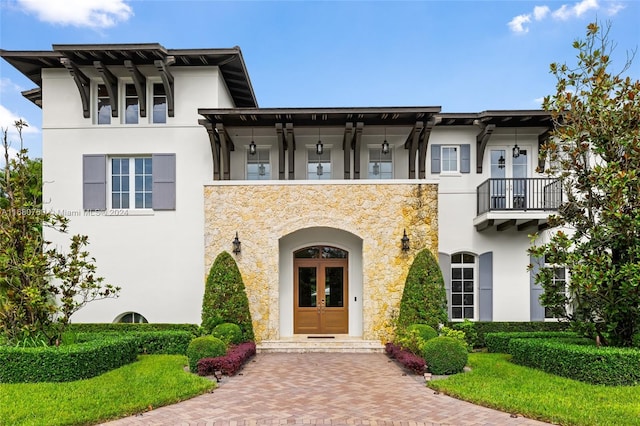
477, 178, 562, 215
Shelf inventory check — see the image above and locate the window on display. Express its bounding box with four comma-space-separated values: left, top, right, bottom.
441, 146, 459, 173
97, 84, 111, 125
124, 83, 139, 124
544, 267, 568, 319
368, 148, 392, 179
116, 312, 148, 323
307, 148, 331, 180
152, 83, 167, 124
111, 157, 152, 209
247, 148, 270, 180
451, 253, 476, 319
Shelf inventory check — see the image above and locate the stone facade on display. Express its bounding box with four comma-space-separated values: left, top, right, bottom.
204, 181, 438, 343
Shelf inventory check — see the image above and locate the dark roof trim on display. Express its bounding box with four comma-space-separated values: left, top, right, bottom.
0, 44, 257, 108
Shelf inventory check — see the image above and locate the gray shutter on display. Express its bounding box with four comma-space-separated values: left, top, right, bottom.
431, 144, 441, 174
460, 144, 471, 174
439, 253, 452, 320
83, 154, 106, 210
152, 153, 176, 210
530, 254, 546, 321
479, 251, 493, 321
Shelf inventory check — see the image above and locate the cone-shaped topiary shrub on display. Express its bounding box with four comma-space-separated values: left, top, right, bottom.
212, 323, 244, 345
186, 336, 227, 372
421, 336, 468, 375
202, 251, 254, 341
397, 249, 448, 330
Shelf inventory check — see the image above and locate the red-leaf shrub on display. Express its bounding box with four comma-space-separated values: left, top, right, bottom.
385, 342, 426, 374
197, 341, 256, 376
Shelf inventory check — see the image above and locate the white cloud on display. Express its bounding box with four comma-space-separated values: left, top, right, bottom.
0, 78, 24, 94
552, 5, 572, 20
533, 97, 545, 106
553, 0, 599, 20
0, 105, 39, 137
574, 0, 599, 16
606, 2, 625, 16
17, 0, 133, 29
533, 5, 550, 20
508, 14, 532, 34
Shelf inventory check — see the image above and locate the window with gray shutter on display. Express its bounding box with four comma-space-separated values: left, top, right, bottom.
152, 153, 176, 210
431, 144, 441, 174
478, 251, 493, 321
530, 254, 546, 321
460, 144, 471, 173
83, 154, 106, 210
439, 253, 452, 320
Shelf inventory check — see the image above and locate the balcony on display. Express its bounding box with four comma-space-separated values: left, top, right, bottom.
474, 178, 562, 232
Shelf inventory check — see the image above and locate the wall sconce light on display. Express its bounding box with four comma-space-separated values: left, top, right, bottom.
512, 128, 520, 158
316, 128, 323, 155
249, 128, 256, 155
232, 232, 241, 254
382, 128, 390, 154
401, 229, 410, 251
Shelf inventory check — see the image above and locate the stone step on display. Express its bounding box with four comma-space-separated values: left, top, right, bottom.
257, 338, 385, 353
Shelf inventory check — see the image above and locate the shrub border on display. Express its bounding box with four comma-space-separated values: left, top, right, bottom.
450, 321, 570, 348
485, 331, 579, 353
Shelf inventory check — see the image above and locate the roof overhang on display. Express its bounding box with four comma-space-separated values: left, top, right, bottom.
0, 43, 257, 108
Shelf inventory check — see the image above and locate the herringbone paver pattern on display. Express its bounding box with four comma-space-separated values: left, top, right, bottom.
102, 353, 553, 425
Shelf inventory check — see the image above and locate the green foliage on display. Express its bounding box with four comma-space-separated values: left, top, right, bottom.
396, 324, 438, 355
186, 336, 226, 372
509, 338, 640, 386
201, 251, 254, 341
211, 322, 244, 345
0, 336, 138, 383
485, 331, 581, 354
115, 331, 193, 355
421, 336, 468, 375
449, 321, 570, 348
0, 355, 215, 426
1, 121, 119, 345
66, 323, 199, 335
438, 326, 469, 351
532, 22, 640, 347
397, 249, 448, 330
406, 323, 438, 341
429, 353, 640, 426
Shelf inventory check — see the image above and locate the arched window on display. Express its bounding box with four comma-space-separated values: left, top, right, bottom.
115, 312, 148, 323
451, 253, 477, 320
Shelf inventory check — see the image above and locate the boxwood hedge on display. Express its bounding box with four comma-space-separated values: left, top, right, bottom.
509, 338, 640, 386
450, 321, 571, 348
485, 331, 580, 353
75, 331, 193, 355
0, 336, 138, 383
67, 323, 199, 335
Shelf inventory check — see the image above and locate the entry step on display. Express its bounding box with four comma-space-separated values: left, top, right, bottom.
257, 337, 385, 353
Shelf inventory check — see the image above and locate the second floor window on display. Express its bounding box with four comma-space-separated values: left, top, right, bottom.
153, 83, 167, 124
441, 146, 459, 173
125, 84, 139, 124
247, 148, 270, 180
368, 148, 392, 179
308, 149, 331, 180
97, 84, 111, 125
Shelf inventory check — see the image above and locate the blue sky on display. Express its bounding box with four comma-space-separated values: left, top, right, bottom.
0, 0, 638, 158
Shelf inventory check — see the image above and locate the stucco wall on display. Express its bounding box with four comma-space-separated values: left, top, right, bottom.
204, 181, 438, 342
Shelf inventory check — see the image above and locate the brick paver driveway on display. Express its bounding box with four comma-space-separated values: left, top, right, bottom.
103, 352, 552, 425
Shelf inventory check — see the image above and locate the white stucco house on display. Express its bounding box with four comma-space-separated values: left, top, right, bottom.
1, 44, 561, 344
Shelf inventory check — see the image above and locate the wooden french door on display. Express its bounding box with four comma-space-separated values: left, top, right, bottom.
294, 246, 348, 334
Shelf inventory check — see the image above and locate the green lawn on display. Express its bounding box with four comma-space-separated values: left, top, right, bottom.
428, 353, 640, 426
0, 355, 215, 426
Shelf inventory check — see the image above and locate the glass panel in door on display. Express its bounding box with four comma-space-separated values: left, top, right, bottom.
324, 267, 344, 307
298, 267, 317, 308
490, 149, 506, 209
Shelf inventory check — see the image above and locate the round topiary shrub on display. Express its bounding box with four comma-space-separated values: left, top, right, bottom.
212, 323, 244, 345
421, 336, 468, 375
186, 336, 227, 372
407, 324, 438, 341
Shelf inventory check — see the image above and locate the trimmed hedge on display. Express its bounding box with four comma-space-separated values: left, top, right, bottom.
74, 331, 193, 355
509, 338, 640, 386
385, 342, 426, 374
212, 323, 244, 345
450, 321, 571, 348
197, 342, 257, 376
187, 336, 227, 373
421, 336, 468, 375
485, 331, 579, 354
66, 323, 199, 335
0, 336, 138, 383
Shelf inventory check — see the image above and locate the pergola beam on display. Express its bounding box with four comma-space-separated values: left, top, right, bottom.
93, 61, 119, 118
406, 121, 424, 179
124, 60, 147, 117
343, 123, 353, 179
201, 120, 220, 180
418, 116, 441, 178
285, 123, 296, 180
154, 56, 175, 117
353, 122, 364, 179
497, 219, 516, 232
537, 129, 552, 172
60, 58, 91, 118
276, 123, 286, 180
476, 123, 496, 173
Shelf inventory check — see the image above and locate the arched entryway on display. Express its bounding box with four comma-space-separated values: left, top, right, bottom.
279, 227, 363, 338
294, 246, 349, 334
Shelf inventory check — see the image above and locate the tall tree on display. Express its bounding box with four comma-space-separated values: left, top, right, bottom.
1, 120, 119, 345
530, 22, 640, 347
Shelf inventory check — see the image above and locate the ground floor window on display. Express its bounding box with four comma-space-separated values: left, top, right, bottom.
544, 266, 569, 319
115, 312, 148, 323
451, 252, 476, 320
